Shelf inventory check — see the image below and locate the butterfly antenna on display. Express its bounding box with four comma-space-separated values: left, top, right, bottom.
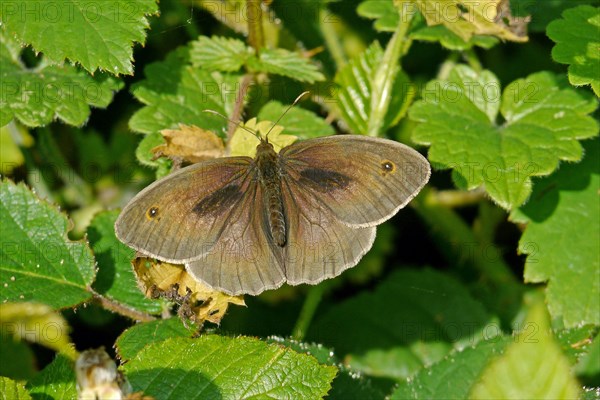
202, 110, 260, 139
264, 91, 310, 140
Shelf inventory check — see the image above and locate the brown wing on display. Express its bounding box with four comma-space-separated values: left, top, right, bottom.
279, 136, 430, 227
279, 174, 376, 286
185, 181, 286, 296
115, 157, 255, 263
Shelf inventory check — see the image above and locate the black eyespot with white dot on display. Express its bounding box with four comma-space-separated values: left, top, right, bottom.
146, 206, 159, 220
381, 160, 396, 174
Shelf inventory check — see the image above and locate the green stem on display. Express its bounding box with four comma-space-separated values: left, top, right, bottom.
368, 9, 413, 136
247, 0, 264, 53
319, 8, 347, 69
291, 283, 326, 341
463, 48, 483, 73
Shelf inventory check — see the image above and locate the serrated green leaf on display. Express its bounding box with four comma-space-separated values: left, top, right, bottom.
411, 66, 599, 209
0, 30, 123, 128
265, 337, 389, 399
0, 376, 32, 400
547, 5, 600, 97
0, 181, 95, 308
26, 354, 77, 399
116, 318, 195, 361
0, 0, 159, 75
190, 36, 252, 71
334, 41, 414, 136
249, 48, 325, 83
470, 303, 580, 399
88, 210, 162, 314
129, 46, 237, 137
510, 139, 599, 327
257, 101, 334, 139
390, 337, 512, 399
122, 335, 337, 399
307, 268, 495, 380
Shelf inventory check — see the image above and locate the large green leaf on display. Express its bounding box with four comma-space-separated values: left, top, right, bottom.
307, 268, 495, 380
0, 0, 158, 75
122, 335, 337, 399
390, 337, 511, 399
116, 317, 195, 361
547, 5, 600, 97
511, 139, 599, 327
470, 303, 580, 399
410, 66, 598, 209
88, 210, 162, 314
0, 181, 95, 308
0, 30, 123, 127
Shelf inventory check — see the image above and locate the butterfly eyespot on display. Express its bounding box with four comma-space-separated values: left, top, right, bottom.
381, 160, 396, 174
146, 206, 160, 220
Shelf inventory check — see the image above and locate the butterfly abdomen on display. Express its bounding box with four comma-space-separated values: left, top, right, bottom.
256, 142, 287, 247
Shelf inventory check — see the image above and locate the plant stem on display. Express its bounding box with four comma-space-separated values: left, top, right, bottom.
227, 74, 254, 142
368, 9, 413, 136
91, 291, 156, 322
247, 0, 264, 53
291, 283, 326, 341
463, 48, 483, 72
319, 8, 347, 69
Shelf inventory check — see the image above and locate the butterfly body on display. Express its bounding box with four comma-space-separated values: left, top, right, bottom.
255, 141, 287, 247
116, 135, 430, 295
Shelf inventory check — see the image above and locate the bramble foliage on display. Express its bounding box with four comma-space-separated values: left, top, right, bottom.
0, 1, 598, 399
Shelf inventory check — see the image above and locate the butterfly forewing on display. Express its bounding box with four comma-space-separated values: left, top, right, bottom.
280, 136, 431, 227
115, 157, 254, 262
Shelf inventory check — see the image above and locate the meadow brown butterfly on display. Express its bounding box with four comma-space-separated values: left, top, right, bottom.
115, 113, 430, 295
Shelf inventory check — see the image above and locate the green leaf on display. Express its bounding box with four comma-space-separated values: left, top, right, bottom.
547, 5, 600, 96
470, 303, 580, 399
410, 66, 599, 209
26, 354, 77, 399
0, 0, 159, 75
357, 0, 399, 32
88, 210, 162, 314
335, 41, 414, 136
249, 48, 325, 83
0, 30, 123, 128
257, 101, 335, 139
116, 318, 195, 361
0, 377, 32, 400
122, 335, 338, 399
190, 36, 252, 72
307, 268, 495, 380
129, 46, 236, 136
0, 181, 95, 308
266, 337, 388, 399
510, 139, 599, 327
390, 337, 512, 399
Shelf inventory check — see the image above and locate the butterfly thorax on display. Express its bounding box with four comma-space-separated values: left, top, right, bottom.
255, 141, 287, 247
